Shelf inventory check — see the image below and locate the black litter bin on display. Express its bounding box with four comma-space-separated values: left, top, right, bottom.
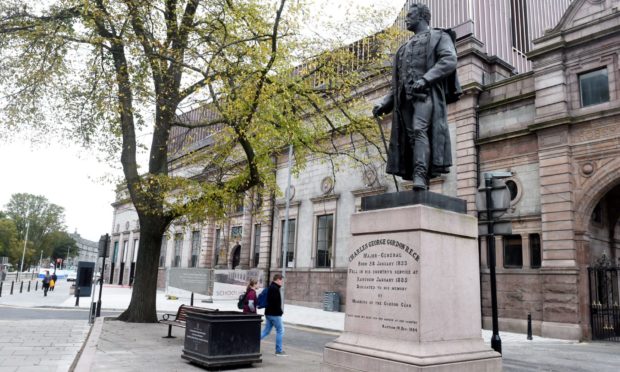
182, 310, 262, 368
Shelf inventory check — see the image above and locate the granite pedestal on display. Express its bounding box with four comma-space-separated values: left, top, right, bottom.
322, 194, 501, 371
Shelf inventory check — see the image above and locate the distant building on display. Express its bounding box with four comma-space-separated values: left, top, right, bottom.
394, 0, 573, 73
69, 232, 98, 266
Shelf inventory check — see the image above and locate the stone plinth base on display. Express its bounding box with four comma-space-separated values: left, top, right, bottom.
323, 336, 500, 372
322, 202, 501, 371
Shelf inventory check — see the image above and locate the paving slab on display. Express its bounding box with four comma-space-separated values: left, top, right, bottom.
0, 319, 90, 372
74, 317, 323, 372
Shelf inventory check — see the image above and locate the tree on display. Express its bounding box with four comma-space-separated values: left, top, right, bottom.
0, 0, 397, 322
4, 193, 65, 240
41, 231, 78, 263
0, 218, 19, 261
2, 193, 69, 268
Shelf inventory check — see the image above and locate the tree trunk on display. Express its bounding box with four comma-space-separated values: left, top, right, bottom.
117, 215, 168, 322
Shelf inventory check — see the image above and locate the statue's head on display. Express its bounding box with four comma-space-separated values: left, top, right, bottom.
405, 3, 431, 31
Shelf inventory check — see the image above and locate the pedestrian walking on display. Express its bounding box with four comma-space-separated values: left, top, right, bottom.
42, 271, 51, 297
50, 272, 57, 292
243, 279, 258, 314
260, 274, 286, 356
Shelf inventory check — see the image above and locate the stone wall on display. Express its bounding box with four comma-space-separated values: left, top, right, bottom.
480, 270, 543, 334
269, 268, 347, 310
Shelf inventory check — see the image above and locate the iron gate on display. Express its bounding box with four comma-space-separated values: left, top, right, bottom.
588, 265, 620, 342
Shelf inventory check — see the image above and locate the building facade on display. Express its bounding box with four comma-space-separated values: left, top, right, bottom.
69, 232, 98, 266
109, 0, 619, 340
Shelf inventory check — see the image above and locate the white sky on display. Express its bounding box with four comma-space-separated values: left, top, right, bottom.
0, 1, 405, 242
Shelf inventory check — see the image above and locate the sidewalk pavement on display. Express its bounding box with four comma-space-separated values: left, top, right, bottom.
3, 280, 620, 371
0, 319, 90, 372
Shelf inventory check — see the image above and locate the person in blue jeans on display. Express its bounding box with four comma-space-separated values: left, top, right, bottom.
260, 274, 286, 356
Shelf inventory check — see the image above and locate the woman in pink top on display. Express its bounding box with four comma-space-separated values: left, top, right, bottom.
243, 279, 259, 314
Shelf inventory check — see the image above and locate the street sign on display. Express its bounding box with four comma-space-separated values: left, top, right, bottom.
476, 178, 511, 219
98, 234, 109, 258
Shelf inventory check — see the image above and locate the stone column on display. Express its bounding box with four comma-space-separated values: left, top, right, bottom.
480, 237, 488, 268
537, 126, 580, 340
200, 222, 215, 268
452, 36, 502, 216
494, 236, 504, 269
522, 234, 531, 269
216, 222, 229, 269
238, 193, 254, 269
454, 92, 479, 216
257, 194, 273, 286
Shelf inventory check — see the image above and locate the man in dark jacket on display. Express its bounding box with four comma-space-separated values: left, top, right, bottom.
260, 274, 286, 356
373, 3, 460, 190
42, 270, 51, 296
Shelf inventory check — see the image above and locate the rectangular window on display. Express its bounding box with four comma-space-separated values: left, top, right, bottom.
191, 231, 200, 268
580, 68, 609, 107
214, 228, 221, 266
530, 234, 541, 268
503, 235, 523, 268
316, 214, 334, 268
159, 238, 167, 267
132, 239, 139, 263
281, 219, 296, 267
231, 226, 243, 240
253, 224, 261, 268
174, 233, 182, 267
235, 202, 244, 214
112, 241, 119, 263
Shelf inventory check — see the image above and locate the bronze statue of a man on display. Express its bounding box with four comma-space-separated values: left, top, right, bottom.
373, 3, 461, 190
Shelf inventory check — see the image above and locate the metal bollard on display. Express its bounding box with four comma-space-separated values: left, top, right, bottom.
28, 281, 31, 292
191, 292, 194, 306
75, 287, 80, 307
20, 281, 24, 293
527, 313, 533, 340
35, 281, 38, 291
10, 281, 14, 295
0, 281, 3, 297
90, 302, 97, 324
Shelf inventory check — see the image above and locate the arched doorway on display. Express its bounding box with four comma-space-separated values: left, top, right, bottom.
231, 243, 241, 269
585, 184, 620, 341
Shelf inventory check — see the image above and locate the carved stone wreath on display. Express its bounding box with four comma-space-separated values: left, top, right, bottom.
321, 176, 334, 194
362, 168, 378, 187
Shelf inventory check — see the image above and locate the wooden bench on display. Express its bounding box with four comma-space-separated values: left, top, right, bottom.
160, 304, 215, 338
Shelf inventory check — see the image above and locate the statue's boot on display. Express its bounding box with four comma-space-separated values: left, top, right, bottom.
412, 141, 430, 190
412, 174, 428, 190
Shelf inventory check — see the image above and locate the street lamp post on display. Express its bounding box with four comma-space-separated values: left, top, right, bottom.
19, 212, 30, 273
482, 171, 512, 355
281, 144, 293, 310
96, 234, 109, 317
485, 175, 501, 354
